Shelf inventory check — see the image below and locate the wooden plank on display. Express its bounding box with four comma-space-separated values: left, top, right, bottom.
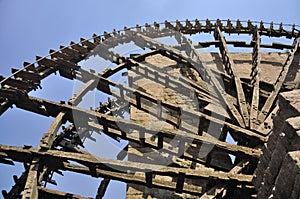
23, 77, 99, 197
256, 105, 279, 135
80, 38, 96, 50
176, 172, 185, 193
11, 68, 41, 83
60, 45, 81, 61
63, 162, 203, 196
96, 178, 110, 199
36, 56, 57, 68
39, 112, 67, 149
50, 49, 73, 61
214, 26, 249, 127
145, 171, 153, 188
257, 36, 300, 125
130, 60, 219, 104
199, 159, 250, 199
12, 95, 262, 157
0, 76, 31, 91
54, 57, 80, 70
70, 41, 89, 54
38, 187, 92, 199
129, 30, 246, 128
250, 28, 261, 130
91, 38, 218, 104
88, 121, 261, 163
3, 63, 265, 142
0, 145, 254, 184
22, 158, 39, 199
204, 103, 230, 119
68, 79, 96, 105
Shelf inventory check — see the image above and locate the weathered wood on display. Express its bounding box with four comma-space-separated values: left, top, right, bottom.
60, 45, 81, 61
77, 68, 266, 141
0, 145, 254, 184
1, 19, 299, 199
39, 111, 67, 149
11, 68, 41, 83
9, 95, 262, 157
22, 158, 39, 199
199, 159, 250, 199
50, 49, 73, 62
38, 187, 92, 199
257, 36, 300, 125
70, 41, 89, 54
96, 178, 111, 199
130, 30, 247, 128
22, 78, 99, 198
250, 28, 261, 130
214, 26, 249, 127
80, 38, 96, 50
68, 79, 97, 105
22, 111, 67, 198
88, 121, 259, 165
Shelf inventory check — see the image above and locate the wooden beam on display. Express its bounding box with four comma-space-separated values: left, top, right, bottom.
199, 159, 250, 199
22, 158, 39, 199
10, 95, 262, 157
250, 28, 261, 130
214, 26, 249, 127
38, 187, 92, 199
257, 36, 300, 125
76, 68, 266, 141
39, 111, 67, 149
128, 30, 246, 128
0, 144, 254, 186
68, 79, 97, 106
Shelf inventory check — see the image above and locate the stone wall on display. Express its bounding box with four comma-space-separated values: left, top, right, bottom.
253, 89, 300, 199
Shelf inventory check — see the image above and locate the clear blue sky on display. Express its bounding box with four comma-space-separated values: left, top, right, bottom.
0, 0, 299, 198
